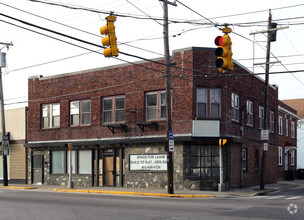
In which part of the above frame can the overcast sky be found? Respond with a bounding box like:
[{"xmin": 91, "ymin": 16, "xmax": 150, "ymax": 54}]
[{"xmin": 1, "ymin": 0, "xmax": 304, "ymax": 108}]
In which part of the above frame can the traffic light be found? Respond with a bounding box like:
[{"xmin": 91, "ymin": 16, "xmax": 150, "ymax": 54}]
[
  {"xmin": 66, "ymin": 143, "xmax": 72, "ymax": 152},
  {"xmin": 214, "ymin": 34, "xmax": 233, "ymax": 72},
  {"xmin": 100, "ymin": 14, "xmax": 118, "ymax": 57}
]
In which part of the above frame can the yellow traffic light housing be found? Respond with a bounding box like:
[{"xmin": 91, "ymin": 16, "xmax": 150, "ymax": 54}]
[
  {"xmin": 100, "ymin": 14, "xmax": 118, "ymax": 57},
  {"xmin": 214, "ymin": 33, "xmax": 233, "ymax": 71}
]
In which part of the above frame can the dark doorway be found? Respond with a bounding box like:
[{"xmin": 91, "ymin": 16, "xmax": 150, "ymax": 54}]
[{"xmin": 32, "ymin": 155, "xmax": 44, "ymax": 185}]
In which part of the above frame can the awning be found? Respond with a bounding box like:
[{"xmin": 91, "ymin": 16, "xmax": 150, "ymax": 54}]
[{"xmin": 285, "ymin": 146, "xmax": 297, "ymax": 153}]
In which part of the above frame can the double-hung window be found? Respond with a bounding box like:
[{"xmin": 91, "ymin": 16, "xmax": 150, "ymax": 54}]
[
  {"xmin": 197, "ymin": 88, "xmax": 221, "ymax": 118},
  {"xmin": 231, "ymin": 93, "xmax": 239, "ymax": 121},
  {"xmin": 278, "ymin": 116, "xmax": 283, "ymax": 135},
  {"xmin": 278, "ymin": 147, "xmax": 283, "ymax": 165},
  {"xmin": 70, "ymin": 100, "xmax": 91, "ymax": 126},
  {"xmin": 102, "ymin": 96, "xmax": 125, "ymax": 123},
  {"xmin": 42, "ymin": 103, "xmax": 60, "ymax": 128},
  {"xmin": 291, "ymin": 121, "xmax": 295, "ymax": 138},
  {"xmin": 270, "ymin": 111, "xmax": 275, "ymax": 133},
  {"xmin": 286, "ymin": 119, "xmax": 289, "ymax": 137},
  {"xmin": 259, "ymin": 106, "xmax": 264, "ymax": 129},
  {"xmin": 146, "ymin": 91, "xmax": 166, "ymax": 120},
  {"xmin": 246, "ymin": 100, "xmax": 253, "ymax": 126}
]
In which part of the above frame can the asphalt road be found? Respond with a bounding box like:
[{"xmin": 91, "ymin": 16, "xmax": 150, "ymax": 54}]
[{"xmin": 0, "ymin": 186, "xmax": 303, "ymax": 220}]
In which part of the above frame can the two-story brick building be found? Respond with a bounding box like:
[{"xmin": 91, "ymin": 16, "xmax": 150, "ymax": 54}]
[{"xmin": 26, "ymin": 47, "xmax": 299, "ymax": 190}]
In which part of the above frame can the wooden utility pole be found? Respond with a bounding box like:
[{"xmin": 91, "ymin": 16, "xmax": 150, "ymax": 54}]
[
  {"xmin": 0, "ymin": 66, "xmax": 8, "ymax": 186},
  {"xmin": 163, "ymin": 0, "xmax": 175, "ymax": 194},
  {"xmin": 0, "ymin": 42, "xmax": 13, "ymax": 186},
  {"xmin": 260, "ymin": 10, "xmax": 272, "ymax": 190},
  {"xmin": 250, "ymin": 10, "xmax": 288, "ymax": 190}
]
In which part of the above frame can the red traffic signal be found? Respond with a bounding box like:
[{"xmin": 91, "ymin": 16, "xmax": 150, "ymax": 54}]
[
  {"xmin": 214, "ymin": 36, "xmax": 223, "ymax": 46},
  {"xmin": 214, "ymin": 34, "xmax": 233, "ymax": 71}
]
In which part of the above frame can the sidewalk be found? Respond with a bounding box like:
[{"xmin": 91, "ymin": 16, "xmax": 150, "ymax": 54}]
[{"xmin": 1, "ymin": 179, "xmax": 303, "ymax": 198}]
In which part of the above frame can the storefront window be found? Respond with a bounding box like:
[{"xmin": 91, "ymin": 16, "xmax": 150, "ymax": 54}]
[
  {"xmin": 190, "ymin": 145, "xmax": 219, "ymax": 178},
  {"xmin": 78, "ymin": 150, "xmax": 92, "ymax": 174},
  {"xmin": 52, "ymin": 151, "xmax": 64, "ymax": 174}
]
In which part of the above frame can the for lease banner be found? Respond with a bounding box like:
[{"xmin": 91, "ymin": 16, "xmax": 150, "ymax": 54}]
[{"xmin": 129, "ymin": 154, "xmax": 167, "ymax": 171}]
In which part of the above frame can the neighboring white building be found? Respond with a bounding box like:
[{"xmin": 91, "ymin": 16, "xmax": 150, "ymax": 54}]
[
  {"xmin": 282, "ymin": 99, "xmax": 304, "ymax": 169},
  {"xmin": 298, "ymin": 119, "xmax": 304, "ymax": 169}
]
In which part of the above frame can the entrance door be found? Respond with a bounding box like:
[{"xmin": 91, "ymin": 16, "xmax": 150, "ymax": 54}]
[
  {"xmin": 104, "ymin": 156, "xmax": 114, "ymax": 186},
  {"xmin": 32, "ymin": 155, "xmax": 44, "ymax": 185}
]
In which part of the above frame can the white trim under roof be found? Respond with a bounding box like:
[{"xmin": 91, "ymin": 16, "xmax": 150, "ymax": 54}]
[{"xmin": 278, "ymin": 105, "xmax": 301, "ymax": 120}]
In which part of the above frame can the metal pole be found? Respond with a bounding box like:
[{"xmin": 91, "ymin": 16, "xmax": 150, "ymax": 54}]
[
  {"xmin": 219, "ymin": 142, "xmax": 223, "ymax": 192},
  {"xmin": 260, "ymin": 9, "xmax": 272, "ymax": 190},
  {"xmin": 163, "ymin": 0, "xmax": 174, "ymax": 194},
  {"xmin": 68, "ymin": 146, "xmax": 73, "ymax": 188},
  {"xmin": 0, "ymin": 67, "xmax": 8, "ymax": 186}
]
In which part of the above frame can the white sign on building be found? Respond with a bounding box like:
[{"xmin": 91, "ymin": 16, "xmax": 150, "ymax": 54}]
[{"xmin": 129, "ymin": 154, "xmax": 167, "ymax": 171}]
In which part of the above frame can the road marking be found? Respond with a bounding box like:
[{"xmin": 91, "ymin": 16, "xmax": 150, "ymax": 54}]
[
  {"xmin": 265, "ymin": 195, "xmax": 285, "ymax": 199},
  {"xmin": 285, "ymin": 196, "xmax": 302, "ymax": 200}
]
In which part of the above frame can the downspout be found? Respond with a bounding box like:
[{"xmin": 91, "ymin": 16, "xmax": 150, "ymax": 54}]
[{"xmin": 240, "ymin": 107, "xmax": 245, "ymax": 188}]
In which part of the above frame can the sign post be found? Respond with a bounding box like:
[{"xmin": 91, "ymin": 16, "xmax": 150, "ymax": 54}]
[
  {"xmin": 218, "ymin": 139, "xmax": 227, "ymax": 192},
  {"xmin": 67, "ymin": 143, "xmax": 74, "ymax": 189}
]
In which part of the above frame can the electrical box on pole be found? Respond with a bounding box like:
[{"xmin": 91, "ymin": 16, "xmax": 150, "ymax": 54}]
[{"xmin": 0, "ymin": 53, "xmax": 6, "ymax": 67}]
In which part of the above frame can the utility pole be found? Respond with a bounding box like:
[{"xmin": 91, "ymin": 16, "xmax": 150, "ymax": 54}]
[
  {"xmin": 0, "ymin": 66, "xmax": 8, "ymax": 186},
  {"xmin": 0, "ymin": 42, "xmax": 12, "ymax": 186},
  {"xmin": 163, "ymin": 0, "xmax": 176, "ymax": 194},
  {"xmin": 259, "ymin": 10, "xmax": 272, "ymax": 191},
  {"xmin": 250, "ymin": 10, "xmax": 288, "ymax": 190}
]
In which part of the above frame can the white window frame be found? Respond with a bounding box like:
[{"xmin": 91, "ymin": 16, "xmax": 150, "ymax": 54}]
[
  {"xmin": 259, "ymin": 106, "xmax": 264, "ymax": 129},
  {"xmin": 231, "ymin": 93, "xmax": 239, "ymax": 122},
  {"xmin": 278, "ymin": 146, "xmax": 283, "ymax": 165},
  {"xmin": 270, "ymin": 111, "xmax": 274, "ymax": 133},
  {"xmin": 102, "ymin": 96, "xmax": 125, "ymax": 124},
  {"xmin": 146, "ymin": 91, "xmax": 166, "ymax": 121},
  {"xmin": 246, "ymin": 100, "xmax": 253, "ymax": 126},
  {"xmin": 197, "ymin": 88, "xmax": 221, "ymax": 118},
  {"xmin": 291, "ymin": 121, "xmax": 295, "ymax": 139},
  {"xmin": 42, "ymin": 103, "xmax": 60, "ymax": 128},
  {"xmin": 70, "ymin": 100, "xmax": 91, "ymax": 126},
  {"xmin": 286, "ymin": 118, "xmax": 289, "ymax": 137},
  {"xmin": 278, "ymin": 116, "xmax": 283, "ymax": 135}
]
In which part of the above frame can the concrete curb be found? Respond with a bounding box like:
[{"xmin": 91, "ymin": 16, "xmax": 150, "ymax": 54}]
[
  {"xmin": 53, "ymin": 188, "xmax": 215, "ymax": 198},
  {"xmin": 254, "ymin": 184, "xmax": 300, "ymax": 196},
  {"xmin": 0, "ymin": 186, "xmax": 38, "ymax": 190}
]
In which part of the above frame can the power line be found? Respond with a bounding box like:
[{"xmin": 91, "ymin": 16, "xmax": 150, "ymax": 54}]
[{"xmin": 126, "ymin": 0, "xmax": 163, "ymax": 26}]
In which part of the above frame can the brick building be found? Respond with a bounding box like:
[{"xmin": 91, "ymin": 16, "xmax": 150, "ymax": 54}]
[{"xmin": 26, "ymin": 47, "xmax": 299, "ymax": 190}]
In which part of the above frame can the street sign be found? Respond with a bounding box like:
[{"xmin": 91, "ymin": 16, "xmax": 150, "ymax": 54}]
[
  {"xmin": 263, "ymin": 142, "xmax": 268, "ymax": 151},
  {"xmin": 261, "ymin": 130, "xmax": 269, "ymax": 141},
  {"xmin": 169, "ymin": 131, "xmax": 174, "ymax": 152}
]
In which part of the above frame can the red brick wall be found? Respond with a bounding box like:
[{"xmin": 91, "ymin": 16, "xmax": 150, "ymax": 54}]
[{"xmin": 27, "ymin": 47, "xmax": 298, "ymax": 188}]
